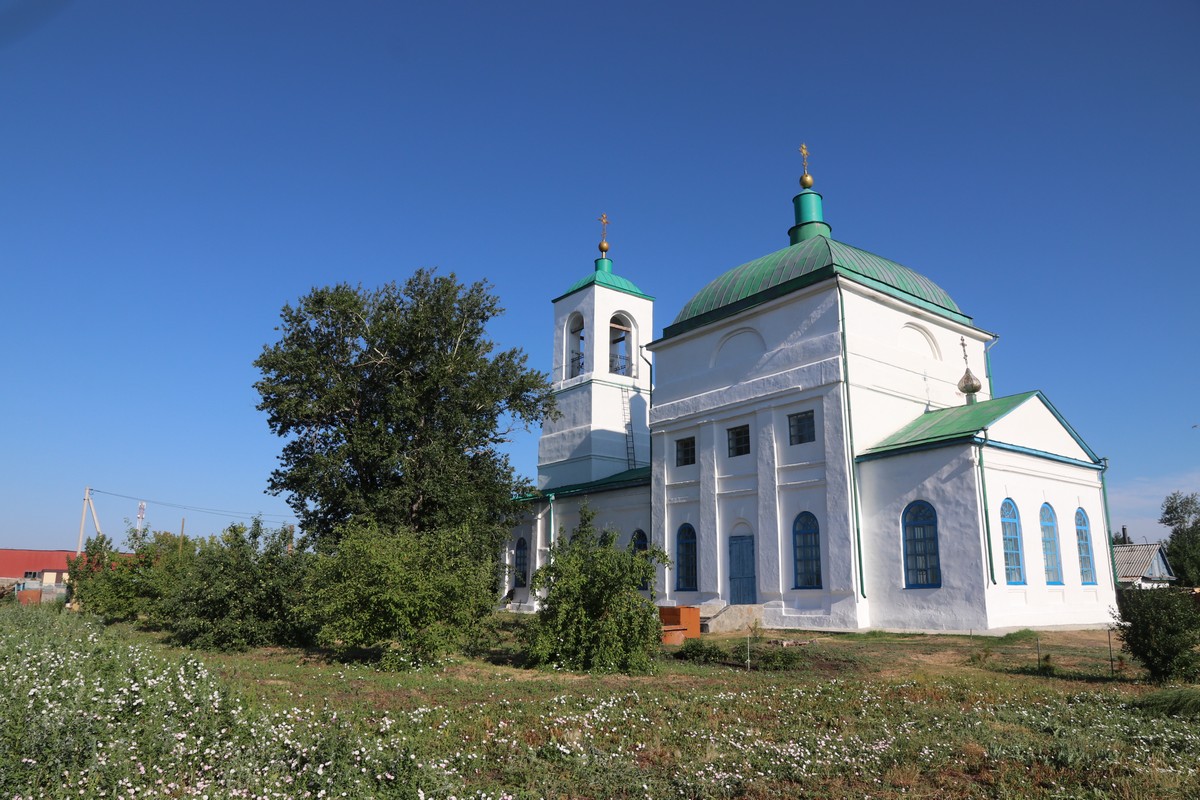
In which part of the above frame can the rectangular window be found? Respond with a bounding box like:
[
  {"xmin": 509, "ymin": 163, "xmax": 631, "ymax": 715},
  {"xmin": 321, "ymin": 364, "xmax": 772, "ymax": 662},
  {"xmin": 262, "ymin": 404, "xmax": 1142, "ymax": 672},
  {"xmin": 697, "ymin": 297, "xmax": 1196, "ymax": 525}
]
[
  {"xmin": 675, "ymin": 437, "xmax": 696, "ymax": 467},
  {"xmin": 788, "ymin": 410, "xmax": 816, "ymax": 445},
  {"xmin": 727, "ymin": 424, "xmax": 750, "ymax": 457}
]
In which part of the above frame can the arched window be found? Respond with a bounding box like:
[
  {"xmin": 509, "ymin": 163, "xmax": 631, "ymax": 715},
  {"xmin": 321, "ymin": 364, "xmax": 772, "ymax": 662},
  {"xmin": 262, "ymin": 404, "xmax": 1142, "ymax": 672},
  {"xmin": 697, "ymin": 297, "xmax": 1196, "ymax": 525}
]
[
  {"xmin": 1040, "ymin": 503, "xmax": 1063, "ymax": 585},
  {"xmin": 902, "ymin": 501, "xmax": 940, "ymax": 588},
  {"xmin": 793, "ymin": 512, "xmax": 822, "ymax": 589},
  {"xmin": 1075, "ymin": 509, "xmax": 1096, "ymax": 585},
  {"xmin": 609, "ymin": 314, "xmax": 632, "ymax": 376},
  {"xmin": 568, "ymin": 314, "xmax": 585, "ymax": 378},
  {"xmin": 1000, "ymin": 499, "xmax": 1025, "ymax": 585},
  {"xmin": 633, "ymin": 529, "xmax": 649, "ymax": 589},
  {"xmin": 632, "ymin": 529, "xmax": 648, "ymax": 552},
  {"xmin": 514, "ymin": 537, "xmax": 528, "ymax": 588},
  {"xmin": 676, "ymin": 524, "xmax": 697, "ymax": 591}
]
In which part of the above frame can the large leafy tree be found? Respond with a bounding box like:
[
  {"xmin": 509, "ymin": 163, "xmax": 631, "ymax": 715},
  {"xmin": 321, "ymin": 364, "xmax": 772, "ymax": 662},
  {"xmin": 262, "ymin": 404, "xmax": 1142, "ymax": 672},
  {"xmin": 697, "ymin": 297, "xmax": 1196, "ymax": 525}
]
[
  {"xmin": 1160, "ymin": 491, "xmax": 1200, "ymax": 587},
  {"xmin": 254, "ymin": 270, "xmax": 554, "ymax": 553}
]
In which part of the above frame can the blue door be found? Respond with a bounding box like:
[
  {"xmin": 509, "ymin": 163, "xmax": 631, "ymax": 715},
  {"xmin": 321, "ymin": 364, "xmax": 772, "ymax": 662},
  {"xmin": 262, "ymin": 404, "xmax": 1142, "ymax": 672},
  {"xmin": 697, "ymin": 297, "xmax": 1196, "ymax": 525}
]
[{"xmin": 729, "ymin": 535, "xmax": 757, "ymax": 605}]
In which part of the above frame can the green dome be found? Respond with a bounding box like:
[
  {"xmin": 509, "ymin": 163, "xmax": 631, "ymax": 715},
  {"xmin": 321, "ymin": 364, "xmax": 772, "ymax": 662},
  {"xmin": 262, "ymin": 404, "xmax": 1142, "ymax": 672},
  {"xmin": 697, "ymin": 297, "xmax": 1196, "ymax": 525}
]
[{"xmin": 664, "ymin": 235, "xmax": 969, "ymax": 338}]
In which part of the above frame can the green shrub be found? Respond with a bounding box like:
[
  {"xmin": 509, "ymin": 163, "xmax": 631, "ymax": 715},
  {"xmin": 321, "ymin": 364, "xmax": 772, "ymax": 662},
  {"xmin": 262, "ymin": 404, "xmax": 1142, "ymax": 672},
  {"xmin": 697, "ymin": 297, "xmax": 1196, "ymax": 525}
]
[
  {"xmin": 302, "ymin": 519, "xmax": 495, "ymax": 667},
  {"xmin": 676, "ymin": 637, "xmax": 727, "ymax": 664},
  {"xmin": 67, "ymin": 533, "xmax": 144, "ymax": 622},
  {"xmin": 524, "ymin": 506, "xmax": 668, "ymax": 674},
  {"xmin": 746, "ymin": 643, "xmax": 805, "ymax": 671},
  {"xmin": 160, "ymin": 519, "xmax": 313, "ymax": 651},
  {"xmin": 1114, "ymin": 588, "xmax": 1200, "ymax": 682}
]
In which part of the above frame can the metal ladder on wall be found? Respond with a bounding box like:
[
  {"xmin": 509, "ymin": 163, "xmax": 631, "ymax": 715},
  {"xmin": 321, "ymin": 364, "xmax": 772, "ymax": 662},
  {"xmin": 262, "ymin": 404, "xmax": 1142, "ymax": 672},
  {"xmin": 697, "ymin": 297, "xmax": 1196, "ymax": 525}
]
[{"xmin": 621, "ymin": 385, "xmax": 636, "ymax": 468}]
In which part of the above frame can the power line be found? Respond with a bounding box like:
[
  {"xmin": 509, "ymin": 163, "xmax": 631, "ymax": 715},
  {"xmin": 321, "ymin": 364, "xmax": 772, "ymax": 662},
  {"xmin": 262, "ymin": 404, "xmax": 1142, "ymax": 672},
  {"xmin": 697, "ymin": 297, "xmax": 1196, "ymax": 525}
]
[{"xmin": 89, "ymin": 488, "xmax": 297, "ymax": 524}]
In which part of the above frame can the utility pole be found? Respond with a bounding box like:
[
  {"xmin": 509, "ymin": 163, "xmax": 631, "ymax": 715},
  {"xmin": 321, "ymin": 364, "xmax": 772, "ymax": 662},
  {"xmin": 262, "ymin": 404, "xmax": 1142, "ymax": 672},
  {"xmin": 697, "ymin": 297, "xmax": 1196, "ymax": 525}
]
[{"xmin": 76, "ymin": 487, "xmax": 104, "ymax": 555}]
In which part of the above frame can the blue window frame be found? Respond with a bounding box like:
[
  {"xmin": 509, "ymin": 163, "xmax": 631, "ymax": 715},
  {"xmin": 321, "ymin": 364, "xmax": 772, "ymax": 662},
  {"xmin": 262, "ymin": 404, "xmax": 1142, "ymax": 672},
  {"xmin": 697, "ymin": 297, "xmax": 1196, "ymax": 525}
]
[
  {"xmin": 514, "ymin": 537, "xmax": 528, "ymax": 588},
  {"xmin": 793, "ymin": 512, "xmax": 822, "ymax": 589},
  {"xmin": 676, "ymin": 524, "xmax": 697, "ymax": 591},
  {"xmin": 1075, "ymin": 509, "xmax": 1096, "ymax": 585},
  {"xmin": 1040, "ymin": 503, "xmax": 1063, "ymax": 585},
  {"xmin": 903, "ymin": 501, "xmax": 941, "ymax": 588},
  {"xmin": 1000, "ymin": 499, "xmax": 1025, "ymax": 585}
]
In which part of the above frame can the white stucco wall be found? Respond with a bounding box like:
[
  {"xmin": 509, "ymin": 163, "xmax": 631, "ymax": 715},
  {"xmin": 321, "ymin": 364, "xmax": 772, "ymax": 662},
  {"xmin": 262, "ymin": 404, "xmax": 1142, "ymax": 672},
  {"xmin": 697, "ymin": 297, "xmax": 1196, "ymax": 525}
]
[
  {"xmin": 979, "ymin": 447, "xmax": 1116, "ymax": 628},
  {"xmin": 985, "ymin": 398, "xmax": 1092, "ymax": 462},
  {"xmin": 858, "ymin": 445, "xmax": 991, "ymax": 631},
  {"xmin": 840, "ymin": 283, "xmax": 992, "ymax": 450},
  {"xmin": 648, "ymin": 281, "xmax": 867, "ymax": 628},
  {"xmin": 649, "ymin": 283, "xmax": 842, "ymax": 413},
  {"xmin": 539, "ymin": 279, "xmax": 654, "ymax": 489}
]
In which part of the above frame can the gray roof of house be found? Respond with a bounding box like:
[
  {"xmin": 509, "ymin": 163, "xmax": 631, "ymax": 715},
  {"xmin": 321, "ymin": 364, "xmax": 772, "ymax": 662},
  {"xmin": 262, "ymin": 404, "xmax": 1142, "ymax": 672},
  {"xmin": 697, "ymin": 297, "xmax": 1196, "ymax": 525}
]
[{"xmin": 1112, "ymin": 543, "xmax": 1175, "ymax": 582}]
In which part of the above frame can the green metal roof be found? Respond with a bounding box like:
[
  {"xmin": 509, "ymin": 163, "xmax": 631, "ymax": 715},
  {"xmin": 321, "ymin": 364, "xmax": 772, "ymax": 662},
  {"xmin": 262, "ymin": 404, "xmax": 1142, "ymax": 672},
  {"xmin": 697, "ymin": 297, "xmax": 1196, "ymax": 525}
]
[
  {"xmin": 863, "ymin": 392, "xmax": 1039, "ymax": 454},
  {"xmin": 663, "ymin": 235, "xmax": 969, "ymax": 338},
  {"xmin": 520, "ymin": 466, "xmax": 651, "ymax": 502},
  {"xmin": 859, "ymin": 391, "xmax": 1101, "ymax": 465},
  {"xmin": 554, "ymin": 260, "xmax": 653, "ymax": 303}
]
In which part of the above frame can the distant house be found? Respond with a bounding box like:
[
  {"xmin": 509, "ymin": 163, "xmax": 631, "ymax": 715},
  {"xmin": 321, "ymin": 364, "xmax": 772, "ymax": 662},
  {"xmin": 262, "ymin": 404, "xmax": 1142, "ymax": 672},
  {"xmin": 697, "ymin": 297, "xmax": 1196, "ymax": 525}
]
[
  {"xmin": 0, "ymin": 549, "xmax": 75, "ymax": 604},
  {"xmin": 1111, "ymin": 543, "xmax": 1176, "ymax": 589}
]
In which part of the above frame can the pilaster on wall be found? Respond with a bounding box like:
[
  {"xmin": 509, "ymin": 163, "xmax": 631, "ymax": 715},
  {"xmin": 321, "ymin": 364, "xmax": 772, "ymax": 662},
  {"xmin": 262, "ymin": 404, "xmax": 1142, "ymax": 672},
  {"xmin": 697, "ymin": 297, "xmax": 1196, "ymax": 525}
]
[
  {"xmin": 698, "ymin": 420, "xmax": 720, "ymax": 599},
  {"xmin": 756, "ymin": 407, "xmax": 782, "ymax": 600},
  {"xmin": 651, "ymin": 428, "xmax": 670, "ymax": 601}
]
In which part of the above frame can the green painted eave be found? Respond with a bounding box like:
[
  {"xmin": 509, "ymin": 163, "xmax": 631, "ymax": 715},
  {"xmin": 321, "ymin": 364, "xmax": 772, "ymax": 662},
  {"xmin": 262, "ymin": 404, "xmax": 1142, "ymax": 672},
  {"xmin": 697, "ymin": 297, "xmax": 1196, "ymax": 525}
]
[
  {"xmin": 859, "ymin": 390, "xmax": 1100, "ymax": 464},
  {"xmin": 663, "ymin": 235, "xmax": 970, "ymax": 339},
  {"xmin": 518, "ymin": 466, "xmax": 651, "ymax": 502},
  {"xmin": 553, "ymin": 271, "xmax": 653, "ymax": 303}
]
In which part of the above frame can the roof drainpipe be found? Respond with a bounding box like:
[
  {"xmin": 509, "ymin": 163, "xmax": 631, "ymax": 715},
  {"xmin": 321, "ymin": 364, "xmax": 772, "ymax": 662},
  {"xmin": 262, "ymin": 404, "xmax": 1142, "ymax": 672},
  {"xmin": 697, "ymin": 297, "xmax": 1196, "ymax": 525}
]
[
  {"xmin": 1099, "ymin": 458, "xmax": 1119, "ymax": 591},
  {"xmin": 984, "ymin": 336, "xmax": 1000, "ymax": 398},
  {"xmin": 978, "ymin": 428, "xmax": 996, "ymax": 585}
]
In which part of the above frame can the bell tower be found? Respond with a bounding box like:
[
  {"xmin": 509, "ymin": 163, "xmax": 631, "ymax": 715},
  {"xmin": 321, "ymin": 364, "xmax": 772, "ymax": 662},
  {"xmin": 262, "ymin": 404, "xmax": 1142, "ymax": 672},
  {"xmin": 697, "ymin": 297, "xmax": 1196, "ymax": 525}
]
[{"xmin": 538, "ymin": 215, "xmax": 654, "ymax": 489}]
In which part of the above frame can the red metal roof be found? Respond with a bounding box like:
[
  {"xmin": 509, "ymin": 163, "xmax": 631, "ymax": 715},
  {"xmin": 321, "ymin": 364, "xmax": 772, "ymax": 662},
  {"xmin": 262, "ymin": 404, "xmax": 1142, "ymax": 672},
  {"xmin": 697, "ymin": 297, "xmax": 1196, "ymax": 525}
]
[{"xmin": 0, "ymin": 549, "xmax": 75, "ymax": 579}]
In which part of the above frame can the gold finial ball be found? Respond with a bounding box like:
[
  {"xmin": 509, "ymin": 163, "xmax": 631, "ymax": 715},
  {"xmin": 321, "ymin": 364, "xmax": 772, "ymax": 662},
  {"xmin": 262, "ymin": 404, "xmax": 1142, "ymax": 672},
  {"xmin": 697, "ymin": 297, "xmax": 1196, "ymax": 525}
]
[
  {"xmin": 598, "ymin": 240, "xmax": 610, "ymax": 254},
  {"xmin": 800, "ymin": 173, "xmax": 814, "ymax": 189}
]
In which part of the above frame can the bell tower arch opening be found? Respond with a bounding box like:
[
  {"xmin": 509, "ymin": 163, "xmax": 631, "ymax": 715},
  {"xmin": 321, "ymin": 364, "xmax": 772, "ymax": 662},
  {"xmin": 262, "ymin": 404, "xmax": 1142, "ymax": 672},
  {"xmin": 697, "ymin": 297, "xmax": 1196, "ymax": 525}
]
[
  {"xmin": 567, "ymin": 313, "xmax": 586, "ymax": 378},
  {"xmin": 609, "ymin": 313, "xmax": 635, "ymax": 377}
]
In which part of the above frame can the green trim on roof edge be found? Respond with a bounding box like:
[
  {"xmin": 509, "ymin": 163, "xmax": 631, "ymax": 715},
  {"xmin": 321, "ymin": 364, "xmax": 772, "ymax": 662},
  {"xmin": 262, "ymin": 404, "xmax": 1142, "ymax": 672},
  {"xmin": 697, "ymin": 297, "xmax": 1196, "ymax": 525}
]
[
  {"xmin": 518, "ymin": 466, "xmax": 652, "ymax": 502},
  {"xmin": 663, "ymin": 235, "xmax": 970, "ymax": 339}
]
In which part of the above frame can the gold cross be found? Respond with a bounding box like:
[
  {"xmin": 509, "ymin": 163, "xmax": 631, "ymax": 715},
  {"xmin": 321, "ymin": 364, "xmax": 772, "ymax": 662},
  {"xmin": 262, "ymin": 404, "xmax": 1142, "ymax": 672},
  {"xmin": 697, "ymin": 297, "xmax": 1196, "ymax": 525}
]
[
  {"xmin": 799, "ymin": 143, "xmax": 810, "ymax": 175},
  {"xmin": 598, "ymin": 213, "xmax": 610, "ymax": 242}
]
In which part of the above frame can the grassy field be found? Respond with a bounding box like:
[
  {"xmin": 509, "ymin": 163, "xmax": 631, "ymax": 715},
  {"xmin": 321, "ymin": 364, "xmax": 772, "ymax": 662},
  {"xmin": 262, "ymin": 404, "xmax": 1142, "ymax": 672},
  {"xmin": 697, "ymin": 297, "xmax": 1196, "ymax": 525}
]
[{"xmin": 3, "ymin": 605, "xmax": 1199, "ymax": 799}]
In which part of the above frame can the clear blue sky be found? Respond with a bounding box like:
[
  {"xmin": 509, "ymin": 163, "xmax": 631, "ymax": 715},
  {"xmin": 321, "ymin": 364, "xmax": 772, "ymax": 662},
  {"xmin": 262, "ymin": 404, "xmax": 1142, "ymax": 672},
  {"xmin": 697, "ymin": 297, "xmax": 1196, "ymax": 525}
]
[{"xmin": 2, "ymin": 0, "xmax": 1196, "ymax": 550}]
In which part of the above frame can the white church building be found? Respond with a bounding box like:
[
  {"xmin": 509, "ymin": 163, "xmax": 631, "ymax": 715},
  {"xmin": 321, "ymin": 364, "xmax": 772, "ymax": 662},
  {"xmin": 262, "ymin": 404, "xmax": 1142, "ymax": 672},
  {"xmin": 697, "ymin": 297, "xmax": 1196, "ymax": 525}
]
[{"xmin": 507, "ymin": 161, "xmax": 1117, "ymax": 633}]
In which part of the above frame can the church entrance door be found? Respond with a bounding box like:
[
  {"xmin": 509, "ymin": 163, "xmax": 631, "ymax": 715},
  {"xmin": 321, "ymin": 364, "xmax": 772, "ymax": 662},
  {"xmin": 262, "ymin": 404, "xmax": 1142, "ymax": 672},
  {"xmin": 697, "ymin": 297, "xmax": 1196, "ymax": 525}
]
[{"xmin": 728, "ymin": 535, "xmax": 757, "ymax": 605}]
